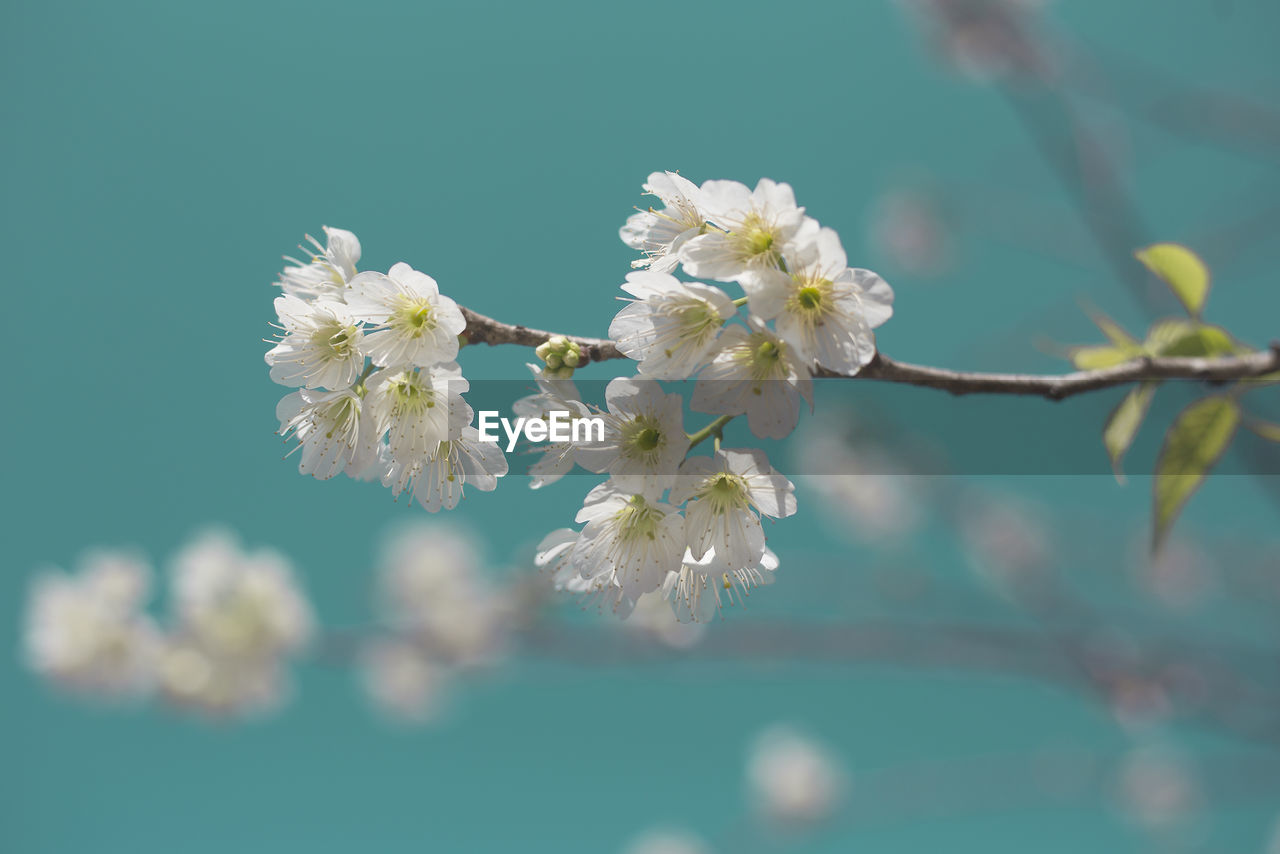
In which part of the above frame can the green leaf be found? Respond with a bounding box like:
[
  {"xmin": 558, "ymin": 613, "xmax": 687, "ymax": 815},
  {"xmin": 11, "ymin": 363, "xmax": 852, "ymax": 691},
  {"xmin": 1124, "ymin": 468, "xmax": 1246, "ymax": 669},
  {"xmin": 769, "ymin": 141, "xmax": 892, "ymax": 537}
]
[
  {"xmin": 1104, "ymin": 382, "xmax": 1157, "ymax": 484},
  {"xmin": 1069, "ymin": 344, "xmax": 1142, "ymax": 370},
  {"xmin": 1135, "ymin": 243, "xmax": 1211, "ymax": 318},
  {"xmin": 1143, "ymin": 319, "xmax": 1238, "ymax": 358},
  {"xmin": 1152, "ymin": 396, "xmax": 1241, "ymax": 549},
  {"xmin": 1246, "ymin": 420, "xmax": 1280, "ymax": 442},
  {"xmin": 1089, "ymin": 310, "xmax": 1138, "ymax": 348}
]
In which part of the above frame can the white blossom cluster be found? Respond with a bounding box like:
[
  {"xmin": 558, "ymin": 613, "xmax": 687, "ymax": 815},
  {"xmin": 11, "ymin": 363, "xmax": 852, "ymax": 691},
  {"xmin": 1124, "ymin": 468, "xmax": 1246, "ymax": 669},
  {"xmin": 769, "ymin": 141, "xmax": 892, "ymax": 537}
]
[
  {"xmin": 265, "ymin": 177, "xmax": 892, "ymax": 624},
  {"xmin": 360, "ymin": 523, "xmax": 510, "ymax": 723},
  {"xmin": 22, "ymin": 530, "xmax": 315, "ymax": 717},
  {"xmin": 536, "ymin": 173, "xmax": 893, "ymax": 623},
  {"xmin": 268, "ymin": 227, "xmax": 507, "ymax": 512}
]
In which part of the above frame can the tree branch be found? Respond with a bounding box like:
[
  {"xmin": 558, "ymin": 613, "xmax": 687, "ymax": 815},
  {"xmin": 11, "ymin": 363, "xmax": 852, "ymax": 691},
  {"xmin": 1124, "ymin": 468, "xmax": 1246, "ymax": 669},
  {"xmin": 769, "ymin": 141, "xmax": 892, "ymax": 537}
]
[{"xmin": 459, "ymin": 306, "xmax": 1280, "ymax": 401}]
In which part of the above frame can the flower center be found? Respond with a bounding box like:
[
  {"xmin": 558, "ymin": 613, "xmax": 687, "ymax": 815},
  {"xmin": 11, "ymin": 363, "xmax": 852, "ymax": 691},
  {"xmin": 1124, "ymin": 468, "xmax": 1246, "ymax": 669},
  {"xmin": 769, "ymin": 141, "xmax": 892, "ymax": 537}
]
[
  {"xmin": 393, "ymin": 296, "xmax": 437, "ymax": 337},
  {"xmin": 614, "ymin": 495, "xmax": 662, "ymax": 541},
  {"xmin": 315, "ymin": 321, "xmax": 358, "ymax": 359},
  {"xmin": 735, "ymin": 212, "xmax": 781, "ymax": 267},
  {"xmin": 702, "ymin": 472, "xmax": 750, "ymax": 513},
  {"xmin": 796, "ymin": 286, "xmax": 823, "ymax": 310},
  {"xmin": 392, "ymin": 376, "xmax": 436, "ymax": 414},
  {"xmin": 620, "ymin": 415, "xmax": 666, "ymax": 464}
]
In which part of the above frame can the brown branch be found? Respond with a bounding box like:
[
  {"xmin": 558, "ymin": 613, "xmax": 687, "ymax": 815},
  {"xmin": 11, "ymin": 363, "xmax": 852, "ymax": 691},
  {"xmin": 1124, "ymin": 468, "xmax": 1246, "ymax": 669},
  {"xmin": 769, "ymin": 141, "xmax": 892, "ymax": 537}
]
[{"xmin": 459, "ymin": 306, "xmax": 1280, "ymax": 401}]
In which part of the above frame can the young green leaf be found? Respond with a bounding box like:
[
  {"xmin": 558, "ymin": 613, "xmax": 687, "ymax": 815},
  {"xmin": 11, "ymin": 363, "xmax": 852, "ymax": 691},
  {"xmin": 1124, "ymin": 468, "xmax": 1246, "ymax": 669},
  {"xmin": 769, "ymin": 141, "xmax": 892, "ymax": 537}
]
[
  {"xmin": 1069, "ymin": 344, "xmax": 1142, "ymax": 370},
  {"xmin": 1135, "ymin": 243, "xmax": 1211, "ymax": 318},
  {"xmin": 1141, "ymin": 319, "xmax": 1238, "ymax": 358},
  {"xmin": 1152, "ymin": 396, "xmax": 1241, "ymax": 550},
  {"xmin": 1246, "ymin": 420, "xmax": 1280, "ymax": 442},
  {"xmin": 1088, "ymin": 309, "xmax": 1138, "ymax": 348},
  {"xmin": 1104, "ymin": 382, "xmax": 1157, "ymax": 484}
]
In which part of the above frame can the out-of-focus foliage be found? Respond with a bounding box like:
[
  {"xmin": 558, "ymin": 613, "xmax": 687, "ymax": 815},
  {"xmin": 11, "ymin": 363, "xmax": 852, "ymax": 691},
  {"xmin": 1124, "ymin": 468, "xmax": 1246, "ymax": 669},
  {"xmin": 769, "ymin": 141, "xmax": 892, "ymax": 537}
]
[{"xmin": 1067, "ymin": 244, "xmax": 1269, "ymax": 548}]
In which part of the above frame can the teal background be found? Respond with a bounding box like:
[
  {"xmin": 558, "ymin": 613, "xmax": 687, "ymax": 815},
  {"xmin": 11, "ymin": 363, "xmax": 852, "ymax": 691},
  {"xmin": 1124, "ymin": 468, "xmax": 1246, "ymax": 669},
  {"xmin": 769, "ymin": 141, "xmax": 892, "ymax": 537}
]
[{"xmin": 3, "ymin": 1, "xmax": 1279, "ymax": 851}]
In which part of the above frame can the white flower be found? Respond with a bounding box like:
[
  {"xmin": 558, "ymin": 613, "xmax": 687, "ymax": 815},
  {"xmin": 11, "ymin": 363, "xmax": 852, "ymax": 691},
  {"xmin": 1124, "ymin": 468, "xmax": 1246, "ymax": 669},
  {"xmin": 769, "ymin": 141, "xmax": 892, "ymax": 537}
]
[
  {"xmin": 265, "ymin": 294, "xmax": 365, "ymax": 389},
  {"xmin": 670, "ymin": 448, "xmax": 796, "ymax": 571},
  {"xmin": 664, "ymin": 546, "xmax": 779, "ymax": 623},
  {"xmin": 625, "ymin": 590, "xmax": 708, "ymax": 648},
  {"xmin": 692, "ymin": 319, "xmax": 813, "ymax": 439},
  {"xmin": 775, "ymin": 227, "xmax": 894, "ymax": 374},
  {"xmin": 746, "ymin": 725, "xmax": 845, "ymax": 826},
  {"xmin": 383, "ymin": 426, "xmax": 508, "ymax": 513},
  {"xmin": 276, "ymin": 226, "xmax": 361, "ymax": 300},
  {"xmin": 277, "ymin": 387, "xmax": 376, "ymax": 479},
  {"xmin": 159, "ymin": 529, "xmax": 312, "ymax": 719},
  {"xmin": 363, "ymin": 363, "xmax": 471, "ymax": 467},
  {"xmin": 170, "ymin": 530, "xmax": 314, "ymax": 660},
  {"xmin": 620, "ymin": 171, "xmax": 707, "ymax": 273},
  {"xmin": 23, "ymin": 551, "xmax": 160, "ymax": 697},
  {"xmin": 608, "ymin": 271, "xmax": 736, "ymax": 380},
  {"xmin": 571, "ymin": 482, "xmax": 686, "ymax": 602},
  {"xmin": 1115, "ymin": 746, "xmax": 1200, "ymax": 831},
  {"xmin": 680, "ymin": 178, "xmax": 820, "ymax": 317},
  {"xmin": 346, "ymin": 262, "xmax": 466, "ymax": 368},
  {"xmin": 375, "ymin": 523, "xmax": 505, "ymax": 663},
  {"xmin": 535, "ymin": 527, "xmax": 634, "ymax": 616},
  {"xmin": 574, "ymin": 376, "xmax": 690, "ymax": 496},
  {"xmin": 158, "ymin": 637, "xmax": 288, "ymax": 717},
  {"xmin": 359, "ymin": 638, "xmax": 449, "ymax": 724},
  {"xmin": 621, "ymin": 829, "xmax": 713, "ymax": 854},
  {"xmin": 513, "ymin": 363, "xmax": 591, "ymax": 489}
]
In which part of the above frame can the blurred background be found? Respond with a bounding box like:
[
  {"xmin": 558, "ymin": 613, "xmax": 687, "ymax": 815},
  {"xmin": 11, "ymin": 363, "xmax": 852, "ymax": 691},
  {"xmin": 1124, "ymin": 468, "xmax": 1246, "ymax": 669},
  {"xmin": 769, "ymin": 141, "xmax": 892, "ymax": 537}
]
[{"xmin": 4, "ymin": 0, "xmax": 1280, "ymax": 851}]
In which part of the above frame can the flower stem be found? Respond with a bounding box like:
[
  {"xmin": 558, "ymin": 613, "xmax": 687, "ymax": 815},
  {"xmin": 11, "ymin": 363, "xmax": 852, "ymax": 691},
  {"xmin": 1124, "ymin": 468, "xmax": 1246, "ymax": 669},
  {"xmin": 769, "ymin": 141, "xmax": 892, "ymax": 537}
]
[{"xmin": 686, "ymin": 414, "xmax": 735, "ymax": 451}]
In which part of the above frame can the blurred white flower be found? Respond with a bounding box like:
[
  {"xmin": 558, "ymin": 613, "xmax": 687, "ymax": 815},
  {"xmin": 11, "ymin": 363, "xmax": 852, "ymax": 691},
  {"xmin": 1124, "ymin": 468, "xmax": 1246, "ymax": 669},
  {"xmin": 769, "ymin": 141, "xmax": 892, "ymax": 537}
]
[
  {"xmin": 625, "ymin": 591, "xmax": 708, "ymax": 649},
  {"xmin": 958, "ymin": 488, "xmax": 1052, "ymax": 599},
  {"xmin": 265, "ymin": 295, "xmax": 365, "ymax": 389},
  {"xmin": 160, "ymin": 529, "xmax": 314, "ymax": 716},
  {"xmin": 276, "ymin": 225, "xmax": 361, "ymax": 300},
  {"xmin": 346, "ymin": 262, "xmax": 466, "ymax": 368},
  {"xmin": 609, "ymin": 271, "xmax": 736, "ymax": 380},
  {"xmin": 376, "ymin": 523, "xmax": 506, "ymax": 664},
  {"xmin": 23, "ymin": 551, "xmax": 160, "ymax": 698},
  {"xmin": 791, "ymin": 413, "xmax": 926, "ymax": 543},
  {"xmin": 746, "ymin": 725, "xmax": 846, "ymax": 826},
  {"xmin": 620, "ymin": 828, "xmax": 713, "ymax": 854},
  {"xmin": 158, "ymin": 637, "xmax": 289, "ymax": 717},
  {"xmin": 170, "ymin": 530, "xmax": 314, "ymax": 659},
  {"xmin": 693, "ymin": 319, "xmax": 813, "ymax": 440},
  {"xmin": 1127, "ymin": 533, "xmax": 1217, "ymax": 614},
  {"xmin": 620, "ymin": 171, "xmax": 708, "ymax": 274},
  {"xmin": 1113, "ymin": 745, "xmax": 1200, "ymax": 833},
  {"xmin": 359, "ymin": 637, "xmax": 449, "ymax": 724}
]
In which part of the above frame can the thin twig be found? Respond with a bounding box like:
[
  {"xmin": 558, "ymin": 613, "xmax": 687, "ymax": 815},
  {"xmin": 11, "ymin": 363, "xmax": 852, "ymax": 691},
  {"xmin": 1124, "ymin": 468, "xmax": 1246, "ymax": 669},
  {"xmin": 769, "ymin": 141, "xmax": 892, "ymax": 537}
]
[{"xmin": 459, "ymin": 306, "xmax": 1280, "ymax": 402}]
